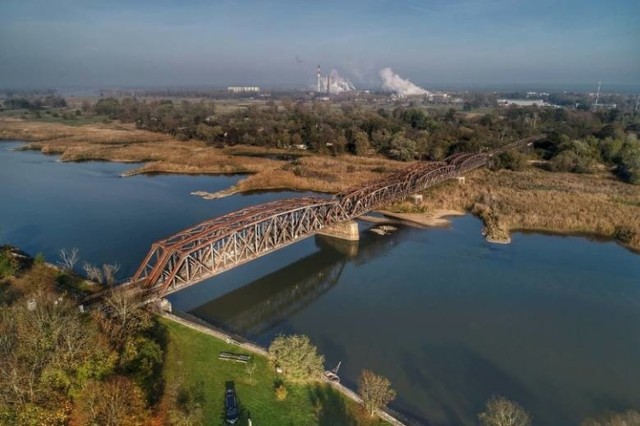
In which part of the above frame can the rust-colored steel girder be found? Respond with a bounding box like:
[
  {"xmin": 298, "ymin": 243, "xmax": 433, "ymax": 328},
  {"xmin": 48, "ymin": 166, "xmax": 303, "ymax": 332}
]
[{"xmin": 133, "ymin": 135, "xmax": 544, "ymax": 296}]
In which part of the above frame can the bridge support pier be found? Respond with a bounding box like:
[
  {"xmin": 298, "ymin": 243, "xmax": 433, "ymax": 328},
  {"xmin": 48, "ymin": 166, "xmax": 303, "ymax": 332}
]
[{"xmin": 317, "ymin": 220, "xmax": 359, "ymax": 241}]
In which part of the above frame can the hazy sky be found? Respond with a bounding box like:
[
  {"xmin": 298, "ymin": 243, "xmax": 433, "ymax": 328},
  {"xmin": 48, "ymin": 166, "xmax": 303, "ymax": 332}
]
[{"xmin": 1, "ymin": 0, "xmax": 638, "ymax": 89}]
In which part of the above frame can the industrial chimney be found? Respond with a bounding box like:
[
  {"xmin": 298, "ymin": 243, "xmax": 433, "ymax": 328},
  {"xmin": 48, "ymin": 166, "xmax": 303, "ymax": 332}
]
[{"xmin": 317, "ymin": 65, "xmax": 321, "ymax": 93}]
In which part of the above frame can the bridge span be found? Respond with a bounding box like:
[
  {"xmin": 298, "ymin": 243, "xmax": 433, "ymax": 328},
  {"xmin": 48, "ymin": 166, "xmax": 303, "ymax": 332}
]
[{"xmin": 131, "ymin": 135, "xmax": 543, "ymax": 296}]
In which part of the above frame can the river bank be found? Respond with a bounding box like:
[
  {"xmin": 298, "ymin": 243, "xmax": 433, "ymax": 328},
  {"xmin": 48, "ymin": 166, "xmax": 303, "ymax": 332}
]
[
  {"xmin": 1, "ymin": 118, "xmax": 639, "ymax": 251},
  {"xmin": 161, "ymin": 312, "xmax": 403, "ymax": 425}
]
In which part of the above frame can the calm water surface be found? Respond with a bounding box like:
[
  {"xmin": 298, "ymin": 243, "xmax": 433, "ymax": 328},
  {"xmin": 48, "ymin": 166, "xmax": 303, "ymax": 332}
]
[{"xmin": 2, "ymin": 140, "xmax": 639, "ymax": 425}]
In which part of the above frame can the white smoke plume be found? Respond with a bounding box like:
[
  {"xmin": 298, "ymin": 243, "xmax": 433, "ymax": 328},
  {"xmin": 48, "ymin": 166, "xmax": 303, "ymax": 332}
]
[
  {"xmin": 379, "ymin": 67, "xmax": 430, "ymax": 96},
  {"xmin": 319, "ymin": 69, "xmax": 356, "ymax": 94}
]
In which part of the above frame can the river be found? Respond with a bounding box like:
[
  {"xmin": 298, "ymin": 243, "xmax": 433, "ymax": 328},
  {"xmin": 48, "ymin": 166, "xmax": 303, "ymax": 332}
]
[{"xmin": 1, "ymin": 140, "xmax": 639, "ymax": 425}]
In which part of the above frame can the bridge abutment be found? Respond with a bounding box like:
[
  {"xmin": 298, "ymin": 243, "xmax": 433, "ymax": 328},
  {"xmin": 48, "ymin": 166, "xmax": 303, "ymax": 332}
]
[{"xmin": 317, "ymin": 220, "xmax": 360, "ymax": 241}]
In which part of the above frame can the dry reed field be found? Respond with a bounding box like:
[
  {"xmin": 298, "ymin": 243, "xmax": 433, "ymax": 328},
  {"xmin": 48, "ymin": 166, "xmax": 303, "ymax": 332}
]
[
  {"xmin": 420, "ymin": 168, "xmax": 640, "ymax": 250},
  {"xmin": 0, "ymin": 118, "xmax": 402, "ymax": 188},
  {"xmin": 2, "ymin": 118, "xmax": 638, "ymax": 250}
]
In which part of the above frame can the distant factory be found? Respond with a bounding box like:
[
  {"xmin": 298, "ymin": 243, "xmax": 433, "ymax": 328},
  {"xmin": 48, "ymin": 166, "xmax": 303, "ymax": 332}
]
[
  {"xmin": 227, "ymin": 86, "xmax": 260, "ymax": 93},
  {"xmin": 498, "ymin": 98, "xmax": 549, "ymax": 107},
  {"xmin": 315, "ymin": 65, "xmax": 356, "ymax": 95}
]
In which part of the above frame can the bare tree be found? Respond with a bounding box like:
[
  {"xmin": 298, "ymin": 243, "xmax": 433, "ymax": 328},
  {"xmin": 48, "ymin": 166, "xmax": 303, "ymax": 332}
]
[
  {"xmin": 98, "ymin": 287, "xmax": 151, "ymax": 348},
  {"xmin": 358, "ymin": 369, "xmax": 396, "ymax": 417},
  {"xmin": 582, "ymin": 410, "xmax": 640, "ymax": 426},
  {"xmin": 245, "ymin": 359, "xmax": 257, "ymax": 384},
  {"xmin": 479, "ymin": 396, "xmax": 532, "ymax": 426},
  {"xmin": 58, "ymin": 248, "xmax": 79, "ymax": 272},
  {"xmin": 102, "ymin": 263, "xmax": 120, "ymax": 286},
  {"xmin": 83, "ymin": 262, "xmax": 103, "ymax": 284},
  {"xmin": 82, "ymin": 262, "xmax": 120, "ymax": 286}
]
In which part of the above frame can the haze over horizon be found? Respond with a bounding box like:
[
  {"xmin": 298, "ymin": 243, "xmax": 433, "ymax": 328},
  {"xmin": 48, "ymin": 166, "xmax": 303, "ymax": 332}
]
[{"xmin": 1, "ymin": 0, "xmax": 638, "ymax": 90}]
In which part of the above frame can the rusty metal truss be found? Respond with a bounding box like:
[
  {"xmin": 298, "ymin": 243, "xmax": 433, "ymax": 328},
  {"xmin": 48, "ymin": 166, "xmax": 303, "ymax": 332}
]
[{"xmin": 133, "ymin": 135, "xmax": 544, "ymax": 296}]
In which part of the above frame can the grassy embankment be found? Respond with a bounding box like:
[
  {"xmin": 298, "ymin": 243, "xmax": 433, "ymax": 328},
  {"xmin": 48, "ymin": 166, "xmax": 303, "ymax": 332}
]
[
  {"xmin": 160, "ymin": 318, "xmax": 386, "ymax": 425},
  {"xmin": 1, "ymin": 118, "xmax": 639, "ymax": 250}
]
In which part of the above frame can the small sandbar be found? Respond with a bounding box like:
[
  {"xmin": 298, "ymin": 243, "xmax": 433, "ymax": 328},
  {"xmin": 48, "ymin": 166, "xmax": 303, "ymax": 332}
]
[{"xmin": 376, "ymin": 209, "xmax": 465, "ymax": 227}]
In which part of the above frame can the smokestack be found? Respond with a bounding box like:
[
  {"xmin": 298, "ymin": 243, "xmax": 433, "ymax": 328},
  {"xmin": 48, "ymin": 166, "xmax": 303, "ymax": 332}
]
[
  {"xmin": 317, "ymin": 65, "xmax": 321, "ymax": 93},
  {"xmin": 327, "ymin": 74, "xmax": 330, "ymax": 96}
]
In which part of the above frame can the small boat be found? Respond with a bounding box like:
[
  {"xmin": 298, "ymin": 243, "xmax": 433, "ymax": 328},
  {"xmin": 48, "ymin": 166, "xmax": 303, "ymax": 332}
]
[{"xmin": 324, "ymin": 361, "xmax": 341, "ymax": 383}]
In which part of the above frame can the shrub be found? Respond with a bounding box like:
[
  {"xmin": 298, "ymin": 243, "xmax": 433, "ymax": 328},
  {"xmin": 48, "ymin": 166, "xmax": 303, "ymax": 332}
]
[
  {"xmin": 490, "ymin": 150, "xmax": 527, "ymax": 171},
  {"xmin": 0, "ymin": 247, "xmax": 18, "ymax": 278},
  {"xmin": 614, "ymin": 226, "xmax": 634, "ymax": 244},
  {"xmin": 274, "ymin": 384, "xmax": 288, "ymax": 401}
]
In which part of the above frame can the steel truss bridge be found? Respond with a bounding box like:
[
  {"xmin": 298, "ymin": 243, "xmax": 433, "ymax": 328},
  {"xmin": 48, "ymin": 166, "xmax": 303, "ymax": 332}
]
[{"xmin": 132, "ymin": 135, "xmax": 543, "ymax": 296}]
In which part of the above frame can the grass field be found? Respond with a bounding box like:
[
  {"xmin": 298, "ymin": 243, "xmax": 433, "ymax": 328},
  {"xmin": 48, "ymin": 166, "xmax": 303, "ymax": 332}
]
[{"xmin": 160, "ymin": 318, "xmax": 387, "ymax": 426}]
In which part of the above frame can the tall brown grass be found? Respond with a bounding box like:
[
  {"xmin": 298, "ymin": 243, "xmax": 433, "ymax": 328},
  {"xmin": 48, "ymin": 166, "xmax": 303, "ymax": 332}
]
[
  {"xmin": 420, "ymin": 168, "xmax": 640, "ymax": 250},
  {"xmin": 3, "ymin": 118, "xmax": 638, "ymax": 250}
]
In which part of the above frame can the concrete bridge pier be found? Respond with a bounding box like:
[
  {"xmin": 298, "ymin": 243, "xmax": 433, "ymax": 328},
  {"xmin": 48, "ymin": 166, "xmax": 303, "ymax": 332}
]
[
  {"xmin": 315, "ymin": 234, "xmax": 359, "ymax": 258},
  {"xmin": 317, "ymin": 220, "xmax": 359, "ymax": 241}
]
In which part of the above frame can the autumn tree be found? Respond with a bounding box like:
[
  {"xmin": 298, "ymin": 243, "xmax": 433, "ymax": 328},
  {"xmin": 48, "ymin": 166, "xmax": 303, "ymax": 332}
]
[
  {"xmin": 73, "ymin": 377, "xmax": 149, "ymax": 425},
  {"xmin": 357, "ymin": 369, "xmax": 396, "ymax": 417},
  {"xmin": 0, "ymin": 291, "xmax": 114, "ymax": 424},
  {"xmin": 268, "ymin": 334, "xmax": 324, "ymax": 383},
  {"xmin": 478, "ymin": 396, "xmax": 532, "ymax": 426},
  {"xmin": 96, "ymin": 287, "xmax": 152, "ymax": 349}
]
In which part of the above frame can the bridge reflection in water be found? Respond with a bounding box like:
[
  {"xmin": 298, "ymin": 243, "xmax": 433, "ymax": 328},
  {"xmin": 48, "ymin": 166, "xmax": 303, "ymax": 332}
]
[{"xmin": 189, "ymin": 229, "xmax": 407, "ymax": 337}]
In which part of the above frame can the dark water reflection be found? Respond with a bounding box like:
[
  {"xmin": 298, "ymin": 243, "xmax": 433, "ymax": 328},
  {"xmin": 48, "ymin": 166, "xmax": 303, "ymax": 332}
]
[{"xmin": 2, "ymin": 140, "xmax": 639, "ymax": 425}]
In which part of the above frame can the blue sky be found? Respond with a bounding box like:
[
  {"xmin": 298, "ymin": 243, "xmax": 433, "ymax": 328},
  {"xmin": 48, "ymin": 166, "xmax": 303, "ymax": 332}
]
[{"xmin": 0, "ymin": 0, "xmax": 638, "ymax": 89}]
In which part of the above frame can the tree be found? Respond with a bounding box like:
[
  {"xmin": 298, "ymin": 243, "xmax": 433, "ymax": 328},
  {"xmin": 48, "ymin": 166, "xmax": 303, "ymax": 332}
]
[
  {"xmin": 58, "ymin": 248, "xmax": 79, "ymax": 272},
  {"xmin": 102, "ymin": 263, "xmax": 121, "ymax": 286},
  {"xmin": 581, "ymin": 409, "xmax": 640, "ymax": 426},
  {"xmin": 0, "ymin": 292, "xmax": 114, "ymax": 424},
  {"xmin": 83, "ymin": 262, "xmax": 103, "ymax": 284},
  {"xmin": 268, "ymin": 334, "xmax": 324, "ymax": 383},
  {"xmin": 619, "ymin": 143, "xmax": 640, "ymax": 184},
  {"xmin": 73, "ymin": 377, "xmax": 149, "ymax": 425},
  {"xmin": 83, "ymin": 262, "xmax": 121, "ymax": 286},
  {"xmin": 357, "ymin": 370, "xmax": 396, "ymax": 417},
  {"xmin": 97, "ymin": 287, "xmax": 152, "ymax": 349},
  {"xmin": 352, "ymin": 129, "xmax": 370, "ymax": 156},
  {"xmin": 490, "ymin": 150, "xmax": 527, "ymax": 171},
  {"xmin": 94, "ymin": 97, "xmax": 121, "ymax": 119},
  {"xmin": 388, "ymin": 134, "xmax": 417, "ymax": 161},
  {"xmin": 245, "ymin": 359, "xmax": 257, "ymax": 384},
  {"xmin": 478, "ymin": 396, "xmax": 532, "ymax": 426}
]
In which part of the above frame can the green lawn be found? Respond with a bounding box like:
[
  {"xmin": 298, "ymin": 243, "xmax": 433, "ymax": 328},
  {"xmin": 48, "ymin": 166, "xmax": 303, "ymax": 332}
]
[{"xmin": 161, "ymin": 318, "xmax": 387, "ymax": 426}]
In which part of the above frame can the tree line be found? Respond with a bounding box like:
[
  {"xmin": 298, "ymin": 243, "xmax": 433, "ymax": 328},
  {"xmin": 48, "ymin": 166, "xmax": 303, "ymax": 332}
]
[
  {"xmin": 81, "ymin": 96, "xmax": 640, "ymax": 184},
  {"xmin": 2, "ymin": 94, "xmax": 67, "ymax": 110}
]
